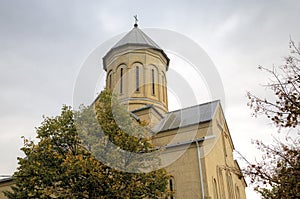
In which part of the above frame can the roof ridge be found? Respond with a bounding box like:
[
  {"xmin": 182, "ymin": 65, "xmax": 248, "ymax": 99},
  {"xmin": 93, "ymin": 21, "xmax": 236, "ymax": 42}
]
[
  {"xmin": 168, "ymin": 100, "xmax": 220, "ymax": 114},
  {"xmin": 156, "ymin": 100, "xmax": 220, "ymax": 133},
  {"xmin": 103, "ymin": 26, "xmax": 170, "ymax": 70},
  {"xmin": 137, "ymin": 28, "xmax": 160, "ymax": 48},
  {"xmin": 112, "ymin": 27, "xmax": 161, "ymax": 50}
]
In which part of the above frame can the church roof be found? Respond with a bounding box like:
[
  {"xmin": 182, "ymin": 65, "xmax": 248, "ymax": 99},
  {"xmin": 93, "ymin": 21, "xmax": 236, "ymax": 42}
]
[
  {"xmin": 112, "ymin": 26, "xmax": 162, "ymax": 50},
  {"xmin": 0, "ymin": 176, "xmax": 13, "ymax": 183},
  {"xmin": 156, "ymin": 100, "xmax": 220, "ymax": 132},
  {"xmin": 103, "ymin": 25, "xmax": 170, "ymax": 70}
]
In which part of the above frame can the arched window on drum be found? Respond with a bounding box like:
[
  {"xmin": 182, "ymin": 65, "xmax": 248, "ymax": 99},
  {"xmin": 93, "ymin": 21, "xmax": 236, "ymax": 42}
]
[
  {"xmin": 107, "ymin": 70, "xmax": 112, "ymax": 89},
  {"xmin": 135, "ymin": 66, "xmax": 140, "ymax": 92},
  {"xmin": 120, "ymin": 68, "xmax": 124, "ymax": 94},
  {"xmin": 151, "ymin": 69, "xmax": 155, "ymax": 95}
]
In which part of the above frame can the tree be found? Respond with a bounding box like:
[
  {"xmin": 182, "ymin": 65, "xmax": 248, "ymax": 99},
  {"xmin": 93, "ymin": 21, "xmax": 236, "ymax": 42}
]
[
  {"xmin": 244, "ymin": 39, "xmax": 300, "ymax": 198},
  {"xmin": 247, "ymin": 39, "xmax": 300, "ymax": 128},
  {"xmin": 78, "ymin": 89, "xmax": 160, "ymax": 173},
  {"xmin": 4, "ymin": 106, "xmax": 106, "ymax": 198},
  {"xmin": 5, "ymin": 89, "xmax": 170, "ymax": 198},
  {"xmin": 241, "ymin": 139, "xmax": 300, "ymax": 198},
  {"xmin": 77, "ymin": 89, "xmax": 171, "ymax": 198}
]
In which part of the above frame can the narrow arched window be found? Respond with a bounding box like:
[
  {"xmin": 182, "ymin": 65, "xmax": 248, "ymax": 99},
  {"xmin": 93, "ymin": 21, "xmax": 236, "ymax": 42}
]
[
  {"xmin": 120, "ymin": 68, "xmax": 123, "ymax": 94},
  {"xmin": 169, "ymin": 178, "xmax": 174, "ymax": 199},
  {"xmin": 151, "ymin": 69, "xmax": 155, "ymax": 95},
  {"xmin": 235, "ymin": 185, "xmax": 240, "ymax": 199},
  {"xmin": 136, "ymin": 66, "xmax": 139, "ymax": 92},
  {"xmin": 162, "ymin": 75, "xmax": 165, "ymax": 102},
  {"xmin": 213, "ymin": 178, "xmax": 219, "ymax": 199},
  {"xmin": 218, "ymin": 168, "xmax": 225, "ymax": 197},
  {"xmin": 227, "ymin": 173, "xmax": 234, "ymax": 199},
  {"xmin": 109, "ymin": 73, "xmax": 112, "ymax": 89}
]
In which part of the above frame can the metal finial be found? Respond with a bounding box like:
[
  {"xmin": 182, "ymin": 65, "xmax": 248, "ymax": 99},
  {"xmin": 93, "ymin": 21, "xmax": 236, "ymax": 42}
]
[{"xmin": 134, "ymin": 15, "xmax": 138, "ymax": 27}]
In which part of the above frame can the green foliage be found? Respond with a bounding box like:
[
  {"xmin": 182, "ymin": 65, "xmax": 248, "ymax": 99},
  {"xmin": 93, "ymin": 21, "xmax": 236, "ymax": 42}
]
[
  {"xmin": 77, "ymin": 89, "xmax": 170, "ymax": 198},
  {"xmin": 4, "ymin": 106, "xmax": 105, "ymax": 198},
  {"xmin": 4, "ymin": 89, "xmax": 170, "ymax": 198}
]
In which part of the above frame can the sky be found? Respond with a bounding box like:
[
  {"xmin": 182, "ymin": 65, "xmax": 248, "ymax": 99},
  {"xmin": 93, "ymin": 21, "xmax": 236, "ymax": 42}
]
[{"xmin": 1, "ymin": 0, "xmax": 300, "ymax": 198}]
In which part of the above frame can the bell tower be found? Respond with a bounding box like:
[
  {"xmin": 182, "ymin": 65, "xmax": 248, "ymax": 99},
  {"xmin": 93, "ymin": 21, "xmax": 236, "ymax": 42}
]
[{"xmin": 103, "ymin": 21, "xmax": 170, "ymax": 115}]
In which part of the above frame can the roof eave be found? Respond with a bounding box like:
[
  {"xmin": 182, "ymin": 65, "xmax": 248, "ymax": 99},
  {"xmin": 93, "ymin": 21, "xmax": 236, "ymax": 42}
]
[{"xmin": 103, "ymin": 44, "xmax": 170, "ymax": 71}]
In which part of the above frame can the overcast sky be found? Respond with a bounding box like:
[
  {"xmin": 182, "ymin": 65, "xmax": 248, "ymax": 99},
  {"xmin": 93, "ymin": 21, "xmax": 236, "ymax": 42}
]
[{"xmin": 1, "ymin": 1, "xmax": 300, "ymax": 198}]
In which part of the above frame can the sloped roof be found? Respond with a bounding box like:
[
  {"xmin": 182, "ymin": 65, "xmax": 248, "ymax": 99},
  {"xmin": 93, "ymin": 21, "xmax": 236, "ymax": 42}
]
[
  {"xmin": 131, "ymin": 104, "xmax": 164, "ymax": 119},
  {"xmin": 155, "ymin": 100, "xmax": 220, "ymax": 132},
  {"xmin": 0, "ymin": 176, "xmax": 13, "ymax": 183},
  {"xmin": 112, "ymin": 26, "xmax": 162, "ymax": 50},
  {"xmin": 103, "ymin": 25, "xmax": 170, "ymax": 70}
]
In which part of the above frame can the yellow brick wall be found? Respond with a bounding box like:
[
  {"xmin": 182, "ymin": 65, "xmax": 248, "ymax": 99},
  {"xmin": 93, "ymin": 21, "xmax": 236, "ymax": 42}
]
[{"xmin": 104, "ymin": 48, "xmax": 169, "ymax": 115}]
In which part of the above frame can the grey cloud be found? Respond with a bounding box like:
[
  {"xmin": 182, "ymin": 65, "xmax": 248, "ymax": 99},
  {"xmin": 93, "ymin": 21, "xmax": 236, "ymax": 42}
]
[{"xmin": 1, "ymin": 3, "xmax": 300, "ymax": 199}]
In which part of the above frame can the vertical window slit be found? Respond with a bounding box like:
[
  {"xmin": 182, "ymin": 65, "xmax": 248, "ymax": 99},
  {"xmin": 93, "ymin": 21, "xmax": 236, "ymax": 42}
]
[
  {"xmin": 152, "ymin": 69, "xmax": 155, "ymax": 95},
  {"xmin": 120, "ymin": 68, "xmax": 123, "ymax": 94},
  {"xmin": 162, "ymin": 75, "xmax": 165, "ymax": 102},
  {"xmin": 136, "ymin": 66, "xmax": 139, "ymax": 92},
  {"xmin": 169, "ymin": 179, "xmax": 174, "ymax": 199},
  {"xmin": 109, "ymin": 73, "xmax": 112, "ymax": 89}
]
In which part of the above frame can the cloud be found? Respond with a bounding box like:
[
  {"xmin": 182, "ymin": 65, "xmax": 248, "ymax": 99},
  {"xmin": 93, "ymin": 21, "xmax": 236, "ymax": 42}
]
[{"xmin": 1, "ymin": 1, "xmax": 300, "ymax": 198}]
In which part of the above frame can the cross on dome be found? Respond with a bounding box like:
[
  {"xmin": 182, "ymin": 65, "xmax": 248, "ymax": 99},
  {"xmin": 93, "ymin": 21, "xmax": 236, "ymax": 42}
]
[{"xmin": 134, "ymin": 15, "xmax": 138, "ymax": 27}]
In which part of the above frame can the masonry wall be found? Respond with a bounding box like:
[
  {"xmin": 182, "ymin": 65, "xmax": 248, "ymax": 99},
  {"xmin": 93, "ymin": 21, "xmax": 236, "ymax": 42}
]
[
  {"xmin": 104, "ymin": 48, "xmax": 169, "ymax": 115},
  {"xmin": 152, "ymin": 106, "xmax": 247, "ymax": 199}
]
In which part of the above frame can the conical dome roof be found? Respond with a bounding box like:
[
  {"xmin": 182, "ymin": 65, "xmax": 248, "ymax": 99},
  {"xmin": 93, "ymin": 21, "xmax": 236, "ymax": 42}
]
[
  {"xmin": 112, "ymin": 26, "xmax": 162, "ymax": 50},
  {"xmin": 103, "ymin": 25, "xmax": 169, "ymax": 70}
]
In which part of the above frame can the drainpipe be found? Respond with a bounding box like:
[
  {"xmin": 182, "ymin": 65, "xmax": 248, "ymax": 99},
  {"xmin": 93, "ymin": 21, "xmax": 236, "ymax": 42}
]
[
  {"xmin": 196, "ymin": 141, "xmax": 205, "ymax": 199},
  {"xmin": 159, "ymin": 135, "xmax": 215, "ymax": 198}
]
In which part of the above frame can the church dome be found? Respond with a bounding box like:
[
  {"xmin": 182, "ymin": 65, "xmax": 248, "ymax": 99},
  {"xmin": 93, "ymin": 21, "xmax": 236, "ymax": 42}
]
[
  {"xmin": 102, "ymin": 23, "xmax": 170, "ymax": 115},
  {"xmin": 103, "ymin": 25, "xmax": 169, "ymax": 70},
  {"xmin": 112, "ymin": 26, "xmax": 162, "ymax": 50}
]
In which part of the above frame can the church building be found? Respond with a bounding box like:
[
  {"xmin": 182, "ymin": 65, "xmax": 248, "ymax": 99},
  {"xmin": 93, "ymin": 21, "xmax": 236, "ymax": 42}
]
[
  {"xmin": 0, "ymin": 21, "xmax": 247, "ymax": 199},
  {"xmin": 102, "ymin": 21, "xmax": 247, "ymax": 199}
]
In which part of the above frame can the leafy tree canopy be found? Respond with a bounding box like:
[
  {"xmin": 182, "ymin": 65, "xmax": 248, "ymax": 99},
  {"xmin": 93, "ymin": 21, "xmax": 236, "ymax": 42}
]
[{"xmin": 5, "ymin": 89, "xmax": 170, "ymax": 199}]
